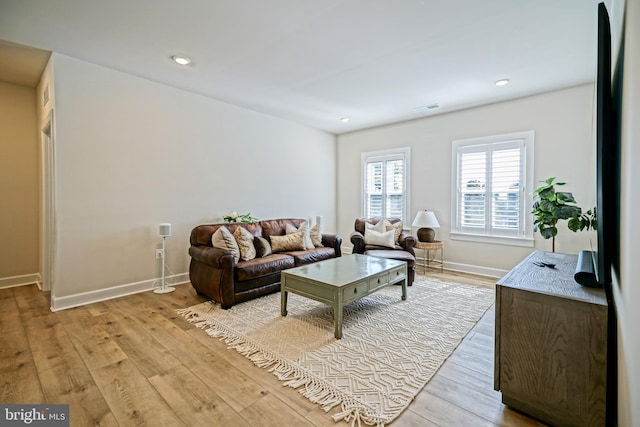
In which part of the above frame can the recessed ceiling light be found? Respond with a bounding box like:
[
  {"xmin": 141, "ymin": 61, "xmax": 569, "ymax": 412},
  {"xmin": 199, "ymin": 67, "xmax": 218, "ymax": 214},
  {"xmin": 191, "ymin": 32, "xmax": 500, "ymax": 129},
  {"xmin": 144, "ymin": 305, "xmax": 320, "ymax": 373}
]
[
  {"xmin": 171, "ymin": 55, "xmax": 191, "ymax": 66},
  {"xmin": 495, "ymin": 79, "xmax": 510, "ymax": 86},
  {"xmin": 340, "ymin": 117, "xmax": 350, "ymax": 123}
]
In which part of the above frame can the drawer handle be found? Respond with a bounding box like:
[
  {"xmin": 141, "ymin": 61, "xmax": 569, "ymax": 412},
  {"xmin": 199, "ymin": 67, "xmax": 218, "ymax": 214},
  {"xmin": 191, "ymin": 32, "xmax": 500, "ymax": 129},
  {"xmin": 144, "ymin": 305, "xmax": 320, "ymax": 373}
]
[
  {"xmin": 377, "ymin": 279, "xmax": 381, "ymax": 284},
  {"xmin": 353, "ymin": 288, "xmax": 358, "ymax": 294}
]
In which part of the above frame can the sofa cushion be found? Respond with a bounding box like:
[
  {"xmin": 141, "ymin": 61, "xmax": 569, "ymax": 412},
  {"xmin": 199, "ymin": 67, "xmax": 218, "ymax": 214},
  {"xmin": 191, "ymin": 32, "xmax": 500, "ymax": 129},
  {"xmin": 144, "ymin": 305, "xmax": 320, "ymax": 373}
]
[
  {"xmin": 385, "ymin": 221, "xmax": 403, "ymax": 244},
  {"xmin": 260, "ymin": 219, "xmax": 304, "ymax": 243},
  {"xmin": 365, "ymin": 219, "xmax": 388, "ymax": 233},
  {"xmin": 355, "ymin": 218, "xmax": 402, "ymax": 234},
  {"xmin": 309, "ymin": 223, "xmax": 323, "ymax": 247},
  {"xmin": 253, "ymin": 236, "xmax": 272, "ymax": 258},
  {"xmin": 271, "ymin": 231, "xmax": 306, "ymax": 252},
  {"xmin": 191, "ymin": 222, "xmax": 262, "ymax": 247},
  {"xmin": 364, "ymin": 228, "xmax": 395, "ymax": 248},
  {"xmin": 234, "ymin": 226, "xmax": 256, "ymax": 261},
  {"xmin": 283, "ymin": 247, "xmax": 336, "ymax": 266},
  {"xmin": 235, "ymin": 254, "xmax": 295, "ymax": 281},
  {"xmin": 286, "ymin": 221, "xmax": 314, "ymax": 250},
  {"xmin": 212, "ymin": 226, "xmax": 240, "ymax": 263}
]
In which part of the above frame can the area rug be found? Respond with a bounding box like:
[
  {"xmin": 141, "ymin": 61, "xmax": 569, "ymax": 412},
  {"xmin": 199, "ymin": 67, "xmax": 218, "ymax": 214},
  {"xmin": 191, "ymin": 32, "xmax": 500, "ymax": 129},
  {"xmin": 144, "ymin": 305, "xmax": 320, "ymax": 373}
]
[{"xmin": 177, "ymin": 276, "xmax": 494, "ymax": 426}]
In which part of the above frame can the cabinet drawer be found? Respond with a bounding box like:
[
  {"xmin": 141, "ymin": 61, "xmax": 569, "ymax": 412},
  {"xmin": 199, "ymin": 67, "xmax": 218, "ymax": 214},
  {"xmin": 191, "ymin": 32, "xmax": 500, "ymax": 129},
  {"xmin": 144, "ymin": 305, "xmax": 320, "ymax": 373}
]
[
  {"xmin": 342, "ymin": 280, "xmax": 368, "ymax": 303},
  {"xmin": 368, "ymin": 273, "xmax": 390, "ymax": 290},
  {"xmin": 388, "ymin": 266, "xmax": 406, "ymax": 284}
]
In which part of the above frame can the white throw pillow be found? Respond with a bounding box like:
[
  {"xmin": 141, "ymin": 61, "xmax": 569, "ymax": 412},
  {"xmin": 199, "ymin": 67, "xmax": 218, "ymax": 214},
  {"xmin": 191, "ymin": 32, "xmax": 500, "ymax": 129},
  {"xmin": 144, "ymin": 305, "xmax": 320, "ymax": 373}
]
[
  {"xmin": 309, "ymin": 223, "xmax": 323, "ymax": 247},
  {"xmin": 364, "ymin": 228, "xmax": 396, "ymax": 249},
  {"xmin": 212, "ymin": 226, "xmax": 240, "ymax": 263},
  {"xmin": 365, "ymin": 220, "xmax": 388, "ymax": 233}
]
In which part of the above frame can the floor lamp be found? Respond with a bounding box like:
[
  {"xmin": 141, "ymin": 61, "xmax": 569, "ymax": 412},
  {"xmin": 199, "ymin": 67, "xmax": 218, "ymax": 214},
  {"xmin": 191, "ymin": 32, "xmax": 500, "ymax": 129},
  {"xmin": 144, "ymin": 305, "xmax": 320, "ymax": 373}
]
[{"xmin": 154, "ymin": 223, "xmax": 175, "ymax": 294}]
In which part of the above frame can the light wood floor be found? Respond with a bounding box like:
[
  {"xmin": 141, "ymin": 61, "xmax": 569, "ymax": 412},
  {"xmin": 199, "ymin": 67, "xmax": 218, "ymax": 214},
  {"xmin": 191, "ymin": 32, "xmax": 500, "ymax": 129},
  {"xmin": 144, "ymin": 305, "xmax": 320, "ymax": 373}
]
[{"xmin": 0, "ymin": 271, "xmax": 545, "ymax": 426}]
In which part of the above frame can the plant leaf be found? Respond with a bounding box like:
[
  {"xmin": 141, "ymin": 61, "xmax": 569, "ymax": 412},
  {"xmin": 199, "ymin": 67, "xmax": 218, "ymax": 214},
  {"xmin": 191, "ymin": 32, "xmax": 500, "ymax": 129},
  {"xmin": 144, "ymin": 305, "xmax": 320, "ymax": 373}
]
[{"xmin": 540, "ymin": 227, "xmax": 557, "ymax": 239}]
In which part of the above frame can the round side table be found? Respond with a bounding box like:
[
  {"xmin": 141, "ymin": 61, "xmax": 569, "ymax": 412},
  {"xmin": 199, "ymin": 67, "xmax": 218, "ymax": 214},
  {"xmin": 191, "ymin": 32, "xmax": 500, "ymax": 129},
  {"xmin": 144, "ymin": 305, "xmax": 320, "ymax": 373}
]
[{"xmin": 414, "ymin": 240, "xmax": 444, "ymax": 273}]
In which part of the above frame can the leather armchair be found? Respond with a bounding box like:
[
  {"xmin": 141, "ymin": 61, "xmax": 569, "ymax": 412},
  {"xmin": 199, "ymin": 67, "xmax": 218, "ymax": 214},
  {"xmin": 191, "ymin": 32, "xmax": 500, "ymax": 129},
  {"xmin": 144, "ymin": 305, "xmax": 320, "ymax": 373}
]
[{"xmin": 350, "ymin": 218, "xmax": 416, "ymax": 255}]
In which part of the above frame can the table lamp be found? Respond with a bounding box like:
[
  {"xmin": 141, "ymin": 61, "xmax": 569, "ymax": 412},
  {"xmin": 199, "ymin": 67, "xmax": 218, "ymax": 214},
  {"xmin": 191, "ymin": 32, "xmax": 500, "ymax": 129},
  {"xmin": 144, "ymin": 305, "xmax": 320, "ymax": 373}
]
[{"xmin": 412, "ymin": 210, "xmax": 440, "ymax": 242}]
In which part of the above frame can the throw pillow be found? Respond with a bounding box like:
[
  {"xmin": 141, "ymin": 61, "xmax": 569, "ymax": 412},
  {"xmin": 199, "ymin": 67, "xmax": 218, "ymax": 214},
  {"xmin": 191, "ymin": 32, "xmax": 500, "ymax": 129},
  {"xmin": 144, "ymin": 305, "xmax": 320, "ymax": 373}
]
[
  {"xmin": 285, "ymin": 221, "xmax": 314, "ymax": 250},
  {"xmin": 386, "ymin": 221, "xmax": 403, "ymax": 244},
  {"xmin": 364, "ymin": 228, "xmax": 396, "ymax": 249},
  {"xmin": 254, "ymin": 236, "xmax": 272, "ymax": 258},
  {"xmin": 271, "ymin": 230, "xmax": 306, "ymax": 252},
  {"xmin": 211, "ymin": 226, "xmax": 240, "ymax": 263},
  {"xmin": 365, "ymin": 220, "xmax": 388, "ymax": 233},
  {"xmin": 233, "ymin": 226, "xmax": 256, "ymax": 261},
  {"xmin": 309, "ymin": 223, "xmax": 323, "ymax": 247}
]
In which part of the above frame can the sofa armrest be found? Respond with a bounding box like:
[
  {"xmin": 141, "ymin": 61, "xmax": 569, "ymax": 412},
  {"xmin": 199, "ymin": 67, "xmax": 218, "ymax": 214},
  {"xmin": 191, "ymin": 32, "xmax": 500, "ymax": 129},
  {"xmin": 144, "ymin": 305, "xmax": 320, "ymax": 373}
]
[
  {"xmin": 398, "ymin": 233, "xmax": 416, "ymax": 256},
  {"xmin": 188, "ymin": 245, "xmax": 237, "ymax": 308},
  {"xmin": 189, "ymin": 245, "xmax": 235, "ymax": 267},
  {"xmin": 322, "ymin": 233, "xmax": 343, "ymax": 257},
  {"xmin": 350, "ymin": 231, "xmax": 365, "ymax": 254}
]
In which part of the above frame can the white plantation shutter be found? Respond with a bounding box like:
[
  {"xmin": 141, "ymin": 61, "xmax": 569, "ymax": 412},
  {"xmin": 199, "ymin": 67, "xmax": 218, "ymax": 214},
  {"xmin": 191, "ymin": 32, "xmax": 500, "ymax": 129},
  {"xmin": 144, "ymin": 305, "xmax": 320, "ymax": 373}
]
[
  {"xmin": 362, "ymin": 148, "xmax": 410, "ymax": 223},
  {"xmin": 366, "ymin": 162, "xmax": 383, "ymax": 217},
  {"xmin": 491, "ymin": 146, "xmax": 521, "ymax": 231},
  {"xmin": 452, "ymin": 132, "xmax": 533, "ymax": 244},
  {"xmin": 385, "ymin": 159, "xmax": 404, "ymax": 218},
  {"xmin": 459, "ymin": 150, "xmax": 486, "ymax": 229}
]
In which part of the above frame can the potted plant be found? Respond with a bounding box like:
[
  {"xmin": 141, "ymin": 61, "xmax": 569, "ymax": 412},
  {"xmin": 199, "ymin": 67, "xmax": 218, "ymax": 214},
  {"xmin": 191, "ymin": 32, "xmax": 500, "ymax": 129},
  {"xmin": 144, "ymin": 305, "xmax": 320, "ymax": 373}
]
[
  {"xmin": 532, "ymin": 177, "xmax": 596, "ymax": 252},
  {"xmin": 223, "ymin": 211, "xmax": 259, "ymax": 223}
]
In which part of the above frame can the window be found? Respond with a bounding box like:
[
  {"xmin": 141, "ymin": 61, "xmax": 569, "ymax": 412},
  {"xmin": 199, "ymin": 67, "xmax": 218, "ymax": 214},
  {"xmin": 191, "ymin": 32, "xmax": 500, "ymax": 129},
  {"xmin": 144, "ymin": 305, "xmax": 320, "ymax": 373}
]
[
  {"xmin": 451, "ymin": 131, "xmax": 534, "ymax": 246},
  {"xmin": 362, "ymin": 148, "xmax": 410, "ymax": 224}
]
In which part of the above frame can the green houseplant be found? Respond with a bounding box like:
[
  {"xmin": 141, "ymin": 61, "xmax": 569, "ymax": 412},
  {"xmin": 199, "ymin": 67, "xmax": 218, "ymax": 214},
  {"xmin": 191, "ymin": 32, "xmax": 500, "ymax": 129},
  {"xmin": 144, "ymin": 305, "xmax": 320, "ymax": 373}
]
[
  {"xmin": 532, "ymin": 177, "xmax": 597, "ymax": 252},
  {"xmin": 223, "ymin": 211, "xmax": 259, "ymax": 223}
]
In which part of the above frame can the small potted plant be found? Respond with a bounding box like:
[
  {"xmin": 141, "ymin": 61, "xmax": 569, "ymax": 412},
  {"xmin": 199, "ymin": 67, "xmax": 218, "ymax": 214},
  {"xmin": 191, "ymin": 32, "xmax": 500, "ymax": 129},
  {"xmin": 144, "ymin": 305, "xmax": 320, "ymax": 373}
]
[
  {"xmin": 532, "ymin": 177, "xmax": 596, "ymax": 252},
  {"xmin": 223, "ymin": 211, "xmax": 259, "ymax": 223}
]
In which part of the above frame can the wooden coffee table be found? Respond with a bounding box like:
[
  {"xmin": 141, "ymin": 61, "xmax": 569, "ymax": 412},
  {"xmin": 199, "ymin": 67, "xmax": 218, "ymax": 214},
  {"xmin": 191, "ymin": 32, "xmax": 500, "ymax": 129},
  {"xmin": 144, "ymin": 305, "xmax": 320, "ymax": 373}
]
[{"xmin": 281, "ymin": 254, "xmax": 407, "ymax": 339}]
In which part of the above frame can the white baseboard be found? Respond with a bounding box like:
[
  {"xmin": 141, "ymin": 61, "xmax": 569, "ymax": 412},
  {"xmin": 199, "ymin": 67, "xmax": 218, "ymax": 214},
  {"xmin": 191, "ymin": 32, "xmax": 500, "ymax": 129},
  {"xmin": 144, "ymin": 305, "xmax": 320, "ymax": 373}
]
[
  {"xmin": 441, "ymin": 261, "xmax": 506, "ymax": 279},
  {"xmin": 50, "ymin": 272, "xmax": 190, "ymax": 312},
  {"xmin": 341, "ymin": 245, "xmax": 506, "ymax": 279},
  {"xmin": 0, "ymin": 273, "xmax": 41, "ymax": 289}
]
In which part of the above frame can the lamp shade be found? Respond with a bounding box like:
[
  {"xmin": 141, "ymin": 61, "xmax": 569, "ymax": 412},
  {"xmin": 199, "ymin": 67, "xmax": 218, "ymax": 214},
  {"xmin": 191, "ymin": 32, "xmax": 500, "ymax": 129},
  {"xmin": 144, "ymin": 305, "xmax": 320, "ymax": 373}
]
[
  {"xmin": 412, "ymin": 210, "xmax": 440, "ymax": 228},
  {"xmin": 412, "ymin": 210, "xmax": 440, "ymax": 242}
]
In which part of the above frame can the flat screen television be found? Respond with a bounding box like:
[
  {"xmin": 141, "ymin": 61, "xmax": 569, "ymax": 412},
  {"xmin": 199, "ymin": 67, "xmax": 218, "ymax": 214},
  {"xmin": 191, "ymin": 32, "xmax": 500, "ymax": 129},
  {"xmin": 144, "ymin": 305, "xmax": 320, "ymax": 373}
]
[
  {"xmin": 594, "ymin": 1, "xmax": 616, "ymax": 287},
  {"xmin": 595, "ymin": 4, "xmax": 620, "ymax": 425}
]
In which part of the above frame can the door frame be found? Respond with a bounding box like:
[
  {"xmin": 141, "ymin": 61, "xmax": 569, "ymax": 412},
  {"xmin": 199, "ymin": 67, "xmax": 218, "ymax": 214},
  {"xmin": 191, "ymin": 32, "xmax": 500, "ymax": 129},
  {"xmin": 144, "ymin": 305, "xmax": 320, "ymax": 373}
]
[{"xmin": 41, "ymin": 110, "xmax": 55, "ymax": 294}]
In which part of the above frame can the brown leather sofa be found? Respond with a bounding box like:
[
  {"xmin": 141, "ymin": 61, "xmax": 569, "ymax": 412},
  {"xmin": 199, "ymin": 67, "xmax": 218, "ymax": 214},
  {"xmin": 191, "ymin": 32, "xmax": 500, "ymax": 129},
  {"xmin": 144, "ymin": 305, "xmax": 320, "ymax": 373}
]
[
  {"xmin": 350, "ymin": 218, "xmax": 417, "ymax": 285},
  {"xmin": 189, "ymin": 219, "xmax": 342, "ymax": 309}
]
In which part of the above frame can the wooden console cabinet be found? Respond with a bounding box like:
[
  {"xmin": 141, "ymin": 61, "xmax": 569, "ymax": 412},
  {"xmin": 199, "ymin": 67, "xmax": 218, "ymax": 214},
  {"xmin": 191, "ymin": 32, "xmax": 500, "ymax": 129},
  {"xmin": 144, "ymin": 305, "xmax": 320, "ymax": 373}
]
[{"xmin": 494, "ymin": 251, "xmax": 608, "ymax": 426}]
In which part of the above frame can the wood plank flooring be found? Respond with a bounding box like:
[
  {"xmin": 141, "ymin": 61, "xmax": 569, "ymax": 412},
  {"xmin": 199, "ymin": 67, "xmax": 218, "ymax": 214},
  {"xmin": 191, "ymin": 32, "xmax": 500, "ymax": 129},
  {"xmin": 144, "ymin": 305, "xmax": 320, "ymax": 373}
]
[{"xmin": 0, "ymin": 271, "xmax": 546, "ymax": 426}]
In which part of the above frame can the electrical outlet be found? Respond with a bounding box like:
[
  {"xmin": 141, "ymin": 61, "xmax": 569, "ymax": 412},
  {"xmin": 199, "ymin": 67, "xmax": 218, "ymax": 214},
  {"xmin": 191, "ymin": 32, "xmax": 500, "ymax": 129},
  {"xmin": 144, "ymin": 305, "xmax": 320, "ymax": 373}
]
[{"xmin": 156, "ymin": 249, "xmax": 164, "ymax": 259}]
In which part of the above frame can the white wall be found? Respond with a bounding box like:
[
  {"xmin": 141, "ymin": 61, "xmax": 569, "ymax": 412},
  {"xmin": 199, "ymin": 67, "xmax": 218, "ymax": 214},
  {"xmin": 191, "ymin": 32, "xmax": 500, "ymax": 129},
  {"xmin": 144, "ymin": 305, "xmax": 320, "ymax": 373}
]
[
  {"xmin": 614, "ymin": 0, "xmax": 639, "ymax": 424},
  {"xmin": 337, "ymin": 84, "xmax": 596, "ymax": 275},
  {"xmin": 48, "ymin": 54, "xmax": 336, "ymax": 307}
]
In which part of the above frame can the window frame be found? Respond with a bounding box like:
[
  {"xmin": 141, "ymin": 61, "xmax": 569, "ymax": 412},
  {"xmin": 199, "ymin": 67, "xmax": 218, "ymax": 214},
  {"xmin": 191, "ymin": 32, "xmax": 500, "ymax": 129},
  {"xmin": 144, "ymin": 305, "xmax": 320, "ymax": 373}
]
[
  {"xmin": 450, "ymin": 131, "xmax": 534, "ymax": 247},
  {"xmin": 361, "ymin": 147, "xmax": 411, "ymax": 225}
]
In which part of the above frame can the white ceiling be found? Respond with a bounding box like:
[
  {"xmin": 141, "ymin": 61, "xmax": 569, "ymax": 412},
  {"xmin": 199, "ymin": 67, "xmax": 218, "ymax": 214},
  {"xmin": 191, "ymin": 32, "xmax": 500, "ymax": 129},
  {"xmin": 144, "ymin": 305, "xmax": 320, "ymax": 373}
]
[{"xmin": 0, "ymin": 0, "xmax": 600, "ymax": 134}]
